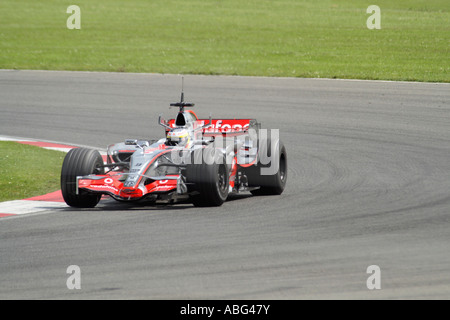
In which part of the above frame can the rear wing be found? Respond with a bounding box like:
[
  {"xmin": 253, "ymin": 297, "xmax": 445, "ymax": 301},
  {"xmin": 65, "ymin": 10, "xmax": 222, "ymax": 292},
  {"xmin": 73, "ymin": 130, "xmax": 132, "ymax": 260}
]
[{"xmin": 167, "ymin": 118, "xmax": 260, "ymax": 136}]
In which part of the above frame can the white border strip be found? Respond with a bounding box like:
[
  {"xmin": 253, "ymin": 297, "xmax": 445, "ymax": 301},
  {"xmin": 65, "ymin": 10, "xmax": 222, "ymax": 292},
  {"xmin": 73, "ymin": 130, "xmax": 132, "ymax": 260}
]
[
  {"xmin": 0, "ymin": 136, "xmax": 107, "ymax": 218},
  {"xmin": 1, "ymin": 69, "xmax": 448, "ymax": 85}
]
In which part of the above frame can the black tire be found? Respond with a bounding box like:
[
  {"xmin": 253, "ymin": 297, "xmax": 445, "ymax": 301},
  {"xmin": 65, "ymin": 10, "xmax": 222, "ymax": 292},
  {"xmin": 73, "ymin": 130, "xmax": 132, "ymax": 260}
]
[
  {"xmin": 61, "ymin": 148, "xmax": 104, "ymax": 208},
  {"xmin": 247, "ymin": 139, "xmax": 287, "ymax": 195},
  {"xmin": 185, "ymin": 147, "xmax": 229, "ymax": 207}
]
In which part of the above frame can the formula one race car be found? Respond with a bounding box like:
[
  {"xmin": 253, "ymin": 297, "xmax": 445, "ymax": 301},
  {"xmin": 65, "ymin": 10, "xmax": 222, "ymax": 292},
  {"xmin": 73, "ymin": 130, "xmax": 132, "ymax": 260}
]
[{"xmin": 61, "ymin": 90, "xmax": 287, "ymax": 208}]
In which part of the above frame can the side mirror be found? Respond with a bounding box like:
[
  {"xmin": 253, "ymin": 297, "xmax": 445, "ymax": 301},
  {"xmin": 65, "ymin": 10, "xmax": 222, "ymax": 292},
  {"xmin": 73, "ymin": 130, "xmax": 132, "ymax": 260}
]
[
  {"xmin": 195, "ymin": 114, "xmax": 212, "ymax": 132},
  {"xmin": 158, "ymin": 114, "xmax": 172, "ymax": 130}
]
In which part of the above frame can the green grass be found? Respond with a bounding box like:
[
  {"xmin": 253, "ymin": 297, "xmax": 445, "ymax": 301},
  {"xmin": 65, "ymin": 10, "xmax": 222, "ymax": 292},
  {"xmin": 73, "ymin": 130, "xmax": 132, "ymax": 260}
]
[
  {"xmin": 0, "ymin": 142, "xmax": 65, "ymax": 202},
  {"xmin": 0, "ymin": 0, "xmax": 449, "ymax": 82}
]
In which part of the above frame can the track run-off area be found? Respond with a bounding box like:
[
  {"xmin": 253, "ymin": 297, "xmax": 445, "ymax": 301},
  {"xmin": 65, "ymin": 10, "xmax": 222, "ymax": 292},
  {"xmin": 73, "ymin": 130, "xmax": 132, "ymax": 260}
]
[{"xmin": 0, "ymin": 70, "xmax": 449, "ymax": 299}]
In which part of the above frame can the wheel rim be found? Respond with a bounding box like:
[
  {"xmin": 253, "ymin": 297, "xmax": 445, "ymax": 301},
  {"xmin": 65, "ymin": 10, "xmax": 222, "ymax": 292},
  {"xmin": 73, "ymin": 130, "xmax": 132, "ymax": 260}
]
[{"xmin": 217, "ymin": 165, "xmax": 227, "ymax": 193}]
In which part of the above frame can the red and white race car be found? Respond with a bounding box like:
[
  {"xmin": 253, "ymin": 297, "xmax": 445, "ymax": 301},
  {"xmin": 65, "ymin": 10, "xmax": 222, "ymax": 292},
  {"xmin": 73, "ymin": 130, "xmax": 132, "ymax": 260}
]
[{"xmin": 61, "ymin": 93, "xmax": 287, "ymax": 208}]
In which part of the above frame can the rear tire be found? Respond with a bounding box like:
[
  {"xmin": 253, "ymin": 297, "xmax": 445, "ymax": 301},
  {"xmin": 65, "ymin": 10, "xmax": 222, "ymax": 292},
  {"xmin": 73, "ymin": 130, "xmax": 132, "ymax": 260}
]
[
  {"xmin": 247, "ymin": 139, "xmax": 287, "ymax": 196},
  {"xmin": 61, "ymin": 148, "xmax": 104, "ymax": 208},
  {"xmin": 185, "ymin": 147, "xmax": 229, "ymax": 207}
]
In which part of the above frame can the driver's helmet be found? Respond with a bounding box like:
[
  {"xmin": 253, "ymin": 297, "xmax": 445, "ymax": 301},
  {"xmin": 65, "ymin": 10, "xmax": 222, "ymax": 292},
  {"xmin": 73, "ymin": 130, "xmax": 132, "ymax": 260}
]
[{"xmin": 166, "ymin": 128, "xmax": 190, "ymax": 147}]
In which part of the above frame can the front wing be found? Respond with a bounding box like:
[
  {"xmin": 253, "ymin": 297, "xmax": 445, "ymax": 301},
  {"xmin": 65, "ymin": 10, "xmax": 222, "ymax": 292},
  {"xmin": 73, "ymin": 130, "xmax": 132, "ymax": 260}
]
[{"xmin": 76, "ymin": 174, "xmax": 184, "ymax": 201}]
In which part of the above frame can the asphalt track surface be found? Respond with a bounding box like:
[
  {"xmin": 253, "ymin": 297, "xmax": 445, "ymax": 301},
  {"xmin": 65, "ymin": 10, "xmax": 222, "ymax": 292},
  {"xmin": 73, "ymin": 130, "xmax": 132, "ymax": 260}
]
[{"xmin": 0, "ymin": 70, "xmax": 449, "ymax": 299}]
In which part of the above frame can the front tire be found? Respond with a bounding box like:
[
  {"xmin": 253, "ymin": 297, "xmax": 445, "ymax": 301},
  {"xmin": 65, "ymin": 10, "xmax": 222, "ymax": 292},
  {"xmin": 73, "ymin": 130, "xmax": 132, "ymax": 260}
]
[{"xmin": 61, "ymin": 148, "xmax": 104, "ymax": 208}]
